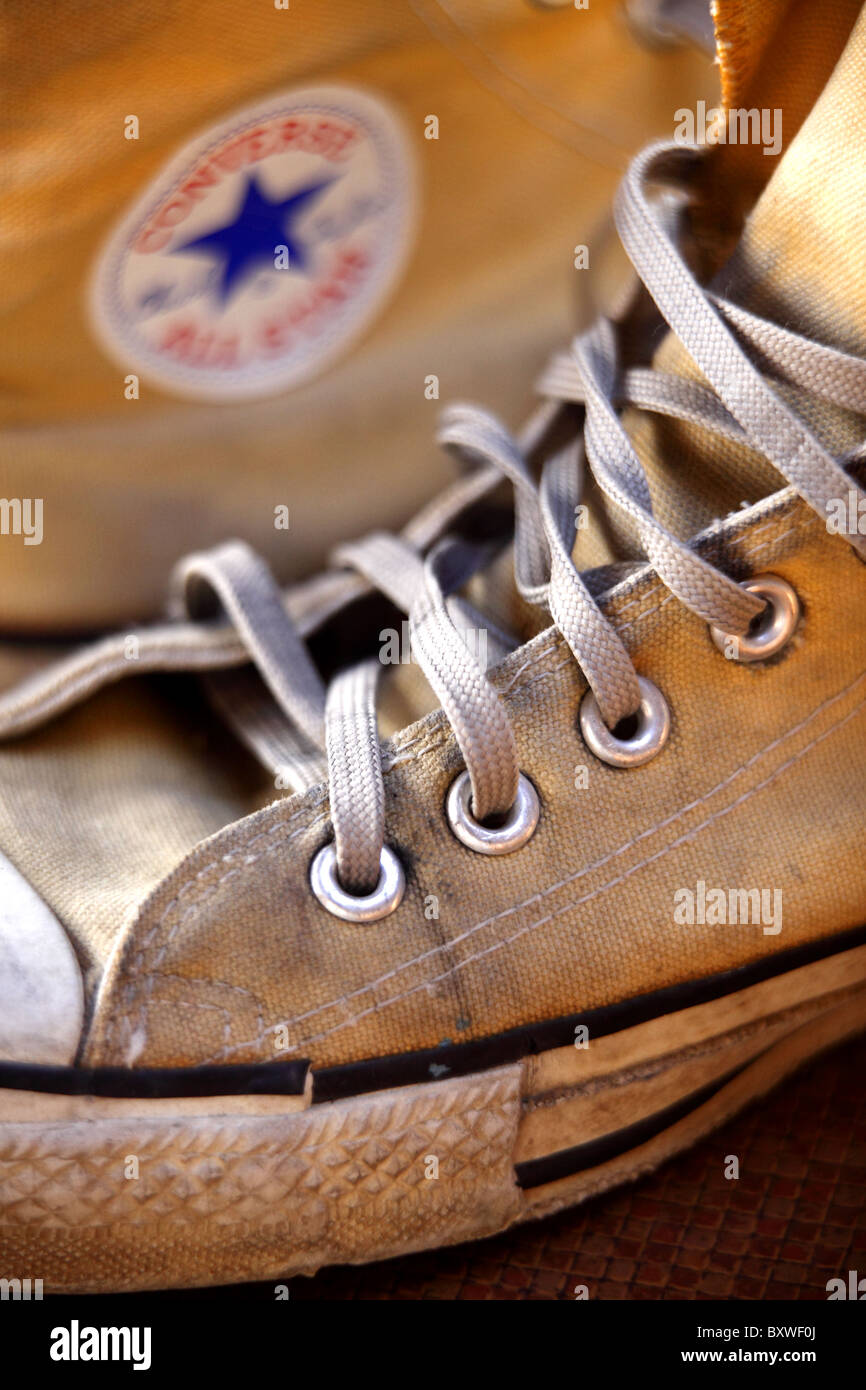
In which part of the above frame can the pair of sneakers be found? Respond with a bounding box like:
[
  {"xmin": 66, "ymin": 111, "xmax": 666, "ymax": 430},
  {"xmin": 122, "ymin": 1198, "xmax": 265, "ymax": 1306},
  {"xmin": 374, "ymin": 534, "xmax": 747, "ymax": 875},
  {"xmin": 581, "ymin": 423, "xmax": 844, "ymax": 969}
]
[{"xmin": 1, "ymin": 0, "xmax": 865, "ymax": 1293}]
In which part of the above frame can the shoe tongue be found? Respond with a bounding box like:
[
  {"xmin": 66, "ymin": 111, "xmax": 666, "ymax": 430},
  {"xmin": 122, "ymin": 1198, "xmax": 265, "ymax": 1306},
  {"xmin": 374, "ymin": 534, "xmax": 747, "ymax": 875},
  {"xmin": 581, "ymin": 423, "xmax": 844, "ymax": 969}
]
[
  {"xmin": 388, "ymin": 1, "xmax": 866, "ymax": 699},
  {"xmin": 719, "ymin": 3, "xmax": 866, "ymax": 358},
  {"xmin": 630, "ymin": 0, "xmax": 866, "ymax": 539},
  {"xmin": 470, "ymin": 2, "xmax": 866, "ymax": 643}
]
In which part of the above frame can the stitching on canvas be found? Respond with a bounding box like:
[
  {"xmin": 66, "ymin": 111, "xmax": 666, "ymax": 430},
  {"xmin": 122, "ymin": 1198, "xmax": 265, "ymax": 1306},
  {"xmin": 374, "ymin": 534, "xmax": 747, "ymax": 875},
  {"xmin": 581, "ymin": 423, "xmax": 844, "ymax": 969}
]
[
  {"xmin": 122, "ymin": 511, "xmax": 820, "ymax": 1051},
  {"xmin": 217, "ymin": 683, "xmax": 866, "ymax": 1060},
  {"xmin": 192, "ymin": 664, "xmax": 866, "ymax": 1062},
  {"xmin": 148, "ymin": 968, "xmax": 269, "ymax": 1052},
  {"xmin": 103, "ymin": 806, "xmax": 327, "ymax": 1053},
  {"xmin": 116, "ymin": 506, "xmax": 820, "ymax": 1054}
]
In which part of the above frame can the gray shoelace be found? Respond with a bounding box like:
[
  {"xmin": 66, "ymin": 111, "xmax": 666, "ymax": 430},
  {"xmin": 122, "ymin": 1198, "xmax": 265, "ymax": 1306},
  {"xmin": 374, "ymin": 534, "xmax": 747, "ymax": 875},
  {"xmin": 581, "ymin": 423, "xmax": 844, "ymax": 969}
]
[{"xmin": 2, "ymin": 140, "xmax": 864, "ymax": 896}]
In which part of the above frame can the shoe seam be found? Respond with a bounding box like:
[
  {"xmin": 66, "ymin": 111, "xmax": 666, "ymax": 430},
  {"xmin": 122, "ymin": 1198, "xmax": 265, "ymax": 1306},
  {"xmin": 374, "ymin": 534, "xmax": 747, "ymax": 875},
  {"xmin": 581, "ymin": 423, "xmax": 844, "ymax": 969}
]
[
  {"xmin": 101, "ymin": 504, "xmax": 823, "ymax": 1062},
  {"xmin": 212, "ymin": 674, "xmax": 866, "ymax": 1060}
]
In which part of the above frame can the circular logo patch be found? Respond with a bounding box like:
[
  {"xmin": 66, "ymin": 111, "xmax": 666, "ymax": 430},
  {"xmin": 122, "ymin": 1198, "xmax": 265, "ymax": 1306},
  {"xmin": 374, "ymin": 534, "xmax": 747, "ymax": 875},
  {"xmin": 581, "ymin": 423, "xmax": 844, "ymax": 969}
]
[{"xmin": 90, "ymin": 86, "xmax": 416, "ymax": 401}]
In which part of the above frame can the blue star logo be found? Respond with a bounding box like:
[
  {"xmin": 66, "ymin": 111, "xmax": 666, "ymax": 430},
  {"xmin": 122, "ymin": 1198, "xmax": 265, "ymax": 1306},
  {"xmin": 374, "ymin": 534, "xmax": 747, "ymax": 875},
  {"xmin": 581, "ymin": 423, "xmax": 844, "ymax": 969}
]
[{"xmin": 172, "ymin": 174, "xmax": 335, "ymax": 302}]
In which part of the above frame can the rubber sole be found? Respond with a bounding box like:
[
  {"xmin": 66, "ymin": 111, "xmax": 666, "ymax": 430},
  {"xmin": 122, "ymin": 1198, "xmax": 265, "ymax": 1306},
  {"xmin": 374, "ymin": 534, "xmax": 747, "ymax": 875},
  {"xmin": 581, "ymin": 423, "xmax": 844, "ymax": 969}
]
[{"xmin": 1, "ymin": 942, "xmax": 865, "ymax": 1293}]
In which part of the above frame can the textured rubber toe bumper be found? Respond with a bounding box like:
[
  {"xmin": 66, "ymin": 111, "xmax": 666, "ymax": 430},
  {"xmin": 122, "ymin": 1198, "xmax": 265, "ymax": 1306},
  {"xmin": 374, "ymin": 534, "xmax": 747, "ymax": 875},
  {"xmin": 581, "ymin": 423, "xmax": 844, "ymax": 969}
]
[{"xmin": 1, "ymin": 936, "xmax": 865, "ymax": 1292}]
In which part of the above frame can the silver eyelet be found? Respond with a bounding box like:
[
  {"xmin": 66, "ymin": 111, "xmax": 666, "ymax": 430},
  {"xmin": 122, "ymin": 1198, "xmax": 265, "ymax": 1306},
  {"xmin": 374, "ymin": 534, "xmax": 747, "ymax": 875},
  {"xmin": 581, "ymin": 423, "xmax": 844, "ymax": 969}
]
[
  {"xmin": 709, "ymin": 574, "xmax": 800, "ymax": 663},
  {"xmin": 445, "ymin": 770, "xmax": 540, "ymax": 856},
  {"xmin": 579, "ymin": 675, "xmax": 670, "ymax": 768},
  {"xmin": 309, "ymin": 843, "xmax": 404, "ymax": 923}
]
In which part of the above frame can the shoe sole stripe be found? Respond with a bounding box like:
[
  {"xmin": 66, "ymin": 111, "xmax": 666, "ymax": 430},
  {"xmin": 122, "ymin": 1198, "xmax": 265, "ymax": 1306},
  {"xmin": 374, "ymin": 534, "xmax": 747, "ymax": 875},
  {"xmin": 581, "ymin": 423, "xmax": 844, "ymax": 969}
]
[{"xmin": 1, "ymin": 922, "xmax": 865, "ymax": 1100}]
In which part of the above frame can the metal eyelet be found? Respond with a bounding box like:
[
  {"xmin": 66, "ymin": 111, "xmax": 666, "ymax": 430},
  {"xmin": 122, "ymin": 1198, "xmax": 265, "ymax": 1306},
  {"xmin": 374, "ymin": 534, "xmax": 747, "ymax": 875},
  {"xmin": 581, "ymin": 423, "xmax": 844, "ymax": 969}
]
[
  {"xmin": 309, "ymin": 843, "xmax": 404, "ymax": 923},
  {"xmin": 445, "ymin": 770, "xmax": 540, "ymax": 856},
  {"xmin": 579, "ymin": 676, "xmax": 670, "ymax": 768},
  {"xmin": 709, "ymin": 574, "xmax": 800, "ymax": 663}
]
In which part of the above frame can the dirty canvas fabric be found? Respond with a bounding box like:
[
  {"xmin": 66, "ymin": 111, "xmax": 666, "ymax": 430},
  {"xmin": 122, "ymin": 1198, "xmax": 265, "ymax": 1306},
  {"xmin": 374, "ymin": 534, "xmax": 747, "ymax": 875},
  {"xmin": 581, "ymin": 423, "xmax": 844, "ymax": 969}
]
[
  {"xmin": 623, "ymin": 0, "xmax": 866, "ymax": 543},
  {"xmin": 0, "ymin": 0, "xmax": 863, "ymax": 1082}
]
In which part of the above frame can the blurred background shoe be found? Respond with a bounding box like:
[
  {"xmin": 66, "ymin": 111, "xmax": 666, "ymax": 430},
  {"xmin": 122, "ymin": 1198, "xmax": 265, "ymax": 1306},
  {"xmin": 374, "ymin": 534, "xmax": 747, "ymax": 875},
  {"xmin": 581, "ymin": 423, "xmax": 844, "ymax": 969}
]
[{"xmin": 0, "ymin": 0, "xmax": 716, "ymax": 629}]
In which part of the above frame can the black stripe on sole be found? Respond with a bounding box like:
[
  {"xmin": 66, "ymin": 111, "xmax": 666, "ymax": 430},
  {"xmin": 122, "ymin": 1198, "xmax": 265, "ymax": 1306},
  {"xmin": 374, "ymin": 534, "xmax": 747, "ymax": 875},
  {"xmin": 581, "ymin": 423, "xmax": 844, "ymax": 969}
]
[
  {"xmin": 0, "ymin": 1059, "xmax": 309, "ymax": 1099},
  {"xmin": 1, "ymin": 922, "xmax": 863, "ymax": 1101},
  {"xmin": 312, "ymin": 921, "xmax": 866, "ymax": 1101},
  {"xmin": 515, "ymin": 1064, "xmax": 746, "ymax": 1190}
]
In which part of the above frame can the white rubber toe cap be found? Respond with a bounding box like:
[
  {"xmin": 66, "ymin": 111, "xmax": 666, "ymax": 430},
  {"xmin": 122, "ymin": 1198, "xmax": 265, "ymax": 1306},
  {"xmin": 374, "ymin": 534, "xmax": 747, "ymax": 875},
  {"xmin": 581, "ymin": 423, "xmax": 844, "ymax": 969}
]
[{"xmin": 0, "ymin": 851, "xmax": 84, "ymax": 1065}]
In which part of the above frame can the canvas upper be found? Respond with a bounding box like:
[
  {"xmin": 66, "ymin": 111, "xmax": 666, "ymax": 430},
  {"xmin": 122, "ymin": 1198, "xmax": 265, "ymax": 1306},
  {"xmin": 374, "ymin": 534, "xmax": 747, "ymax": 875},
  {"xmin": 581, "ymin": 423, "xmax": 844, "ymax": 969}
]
[{"xmin": 0, "ymin": 0, "xmax": 864, "ymax": 1082}]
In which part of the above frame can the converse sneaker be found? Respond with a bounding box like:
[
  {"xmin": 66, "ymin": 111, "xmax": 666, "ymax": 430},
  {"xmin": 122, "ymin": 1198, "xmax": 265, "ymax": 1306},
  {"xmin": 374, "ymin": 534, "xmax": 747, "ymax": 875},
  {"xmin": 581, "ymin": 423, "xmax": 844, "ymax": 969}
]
[{"xmin": 0, "ymin": 0, "xmax": 865, "ymax": 1292}]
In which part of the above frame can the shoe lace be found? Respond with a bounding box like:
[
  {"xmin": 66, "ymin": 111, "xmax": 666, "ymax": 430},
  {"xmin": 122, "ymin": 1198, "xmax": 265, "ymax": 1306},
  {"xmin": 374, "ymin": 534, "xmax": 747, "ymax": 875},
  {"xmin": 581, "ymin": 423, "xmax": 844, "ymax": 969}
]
[{"xmin": 2, "ymin": 140, "xmax": 865, "ymax": 898}]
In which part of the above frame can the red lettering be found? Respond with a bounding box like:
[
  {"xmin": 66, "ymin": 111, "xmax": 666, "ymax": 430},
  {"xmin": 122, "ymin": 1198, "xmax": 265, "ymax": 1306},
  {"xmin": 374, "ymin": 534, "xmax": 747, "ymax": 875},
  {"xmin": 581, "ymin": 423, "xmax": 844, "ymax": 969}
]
[
  {"xmin": 180, "ymin": 162, "xmax": 222, "ymax": 202},
  {"xmin": 310, "ymin": 119, "xmax": 358, "ymax": 161},
  {"xmin": 133, "ymin": 226, "xmax": 172, "ymax": 254},
  {"xmin": 160, "ymin": 322, "xmax": 198, "ymax": 360},
  {"xmin": 210, "ymin": 138, "xmax": 249, "ymax": 173},
  {"xmin": 155, "ymin": 196, "xmax": 192, "ymax": 230},
  {"xmin": 275, "ymin": 118, "xmax": 308, "ymax": 150},
  {"xmin": 160, "ymin": 321, "xmax": 240, "ymax": 367},
  {"xmin": 243, "ymin": 125, "xmax": 280, "ymax": 163}
]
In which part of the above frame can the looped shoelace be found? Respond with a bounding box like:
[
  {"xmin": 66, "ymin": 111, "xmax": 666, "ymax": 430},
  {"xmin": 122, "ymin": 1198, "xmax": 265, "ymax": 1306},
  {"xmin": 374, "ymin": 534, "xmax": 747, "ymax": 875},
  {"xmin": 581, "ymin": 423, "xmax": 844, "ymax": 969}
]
[{"xmin": 2, "ymin": 140, "xmax": 865, "ymax": 898}]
